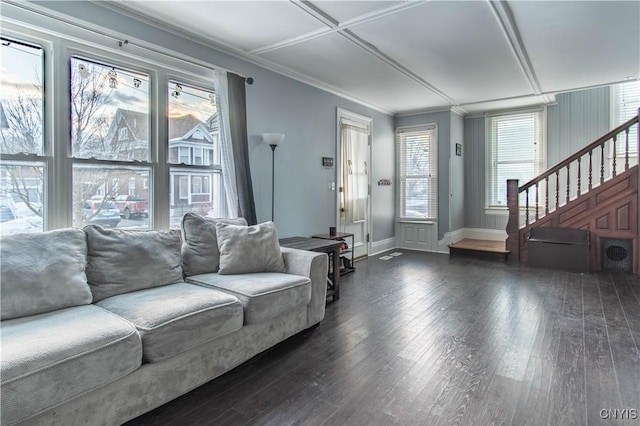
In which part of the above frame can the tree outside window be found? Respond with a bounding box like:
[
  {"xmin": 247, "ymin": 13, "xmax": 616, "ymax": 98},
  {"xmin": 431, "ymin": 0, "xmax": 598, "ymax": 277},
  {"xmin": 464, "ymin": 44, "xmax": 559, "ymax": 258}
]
[{"xmin": 0, "ymin": 37, "xmax": 45, "ymax": 234}]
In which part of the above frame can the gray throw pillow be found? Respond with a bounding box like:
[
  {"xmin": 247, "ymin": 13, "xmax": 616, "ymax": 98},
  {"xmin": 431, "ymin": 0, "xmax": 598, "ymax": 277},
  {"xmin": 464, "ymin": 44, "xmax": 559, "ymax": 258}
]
[
  {"xmin": 0, "ymin": 228, "xmax": 92, "ymax": 320},
  {"xmin": 216, "ymin": 221, "xmax": 286, "ymax": 275},
  {"xmin": 85, "ymin": 225, "xmax": 184, "ymax": 302},
  {"xmin": 181, "ymin": 213, "xmax": 248, "ymax": 276}
]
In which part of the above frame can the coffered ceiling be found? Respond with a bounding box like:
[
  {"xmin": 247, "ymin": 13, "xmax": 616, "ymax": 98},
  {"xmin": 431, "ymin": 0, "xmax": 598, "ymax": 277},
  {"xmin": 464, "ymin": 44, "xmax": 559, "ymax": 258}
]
[{"xmin": 111, "ymin": 0, "xmax": 639, "ymax": 115}]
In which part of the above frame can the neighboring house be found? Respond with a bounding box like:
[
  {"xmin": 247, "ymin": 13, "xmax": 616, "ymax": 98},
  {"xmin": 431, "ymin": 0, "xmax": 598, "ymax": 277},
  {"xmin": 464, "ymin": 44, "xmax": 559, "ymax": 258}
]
[
  {"xmin": 93, "ymin": 109, "xmax": 219, "ymax": 215},
  {"xmin": 104, "ymin": 109, "xmax": 149, "ymax": 162},
  {"xmin": 168, "ymin": 114, "xmax": 220, "ymax": 209}
]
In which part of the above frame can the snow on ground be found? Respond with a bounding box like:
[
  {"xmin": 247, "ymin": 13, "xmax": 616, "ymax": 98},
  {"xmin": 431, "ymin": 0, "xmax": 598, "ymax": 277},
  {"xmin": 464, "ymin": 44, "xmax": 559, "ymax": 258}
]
[{"xmin": 0, "ymin": 216, "xmax": 44, "ymax": 236}]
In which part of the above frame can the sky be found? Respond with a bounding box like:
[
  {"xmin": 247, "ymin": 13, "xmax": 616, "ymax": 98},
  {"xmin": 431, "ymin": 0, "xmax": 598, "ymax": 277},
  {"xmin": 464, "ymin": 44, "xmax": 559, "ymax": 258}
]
[{"xmin": 1, "ymin": 39, "xmax": 217, "ymax": 127}]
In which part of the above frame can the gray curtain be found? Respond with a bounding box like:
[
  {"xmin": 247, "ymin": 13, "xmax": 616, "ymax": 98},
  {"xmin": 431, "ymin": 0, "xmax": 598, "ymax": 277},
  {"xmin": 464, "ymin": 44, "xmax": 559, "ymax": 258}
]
[{"xmin": 227, "ymin": 73, "xmax": 257, "ymax": 225}]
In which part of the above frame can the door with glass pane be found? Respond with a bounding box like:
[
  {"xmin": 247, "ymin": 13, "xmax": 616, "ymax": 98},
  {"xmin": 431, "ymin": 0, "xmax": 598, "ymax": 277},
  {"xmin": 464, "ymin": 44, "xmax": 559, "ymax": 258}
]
[{"xmin": 337, "ymin": 110, "xmax": 371, "ymax": 259}]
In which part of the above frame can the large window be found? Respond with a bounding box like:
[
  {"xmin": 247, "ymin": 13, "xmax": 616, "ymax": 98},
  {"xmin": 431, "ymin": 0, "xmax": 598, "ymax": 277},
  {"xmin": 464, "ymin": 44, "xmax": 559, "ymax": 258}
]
[
  {"xmin": 1, "ymin": 18, "xmax": 230, "ymax": 234},
  {"xmin": 397, "ymin": 125, "xmax": 438, "ymax": 220},
  {"xmin": 613, "ymin": 81, "xmax": 639, "ymax": 157},
  {"xmin": 70, "ymin": 57, "xmax": 151, "ymax": 230},
  {"xmin": 486, "ymin": 110, "xmax": 544, "ymax": 207},
  {"xmin": 0, "ymin": 37, "xmax": 45, "ymax": 235}
]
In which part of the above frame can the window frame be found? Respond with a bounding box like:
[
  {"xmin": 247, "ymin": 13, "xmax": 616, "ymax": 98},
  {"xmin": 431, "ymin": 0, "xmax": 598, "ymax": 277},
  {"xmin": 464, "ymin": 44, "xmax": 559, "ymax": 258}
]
[
  {"xmin": 1, "ymin": 13, "xmax": 227, "ymax": 233},
  {"xmin": 67, "ymin": 50, "xmax": 154, "ymax": 229},
  {"xmin": 166, "ymin": 76, "xmax": 224, "ymax": 225},
  {"xmin": 611, "ymin": 80, "xmax": 640, "ymax": 159},
  {"xmin": 0, "ymin": 31, "xmax": 51, "ymax": 232},
  {"xmin": 485, "ymin": 108, "xmax": 546, "ymax": 211},
  {"xmin": 396, "ymin": 124, "xmax": 438, "ymax": 222}
]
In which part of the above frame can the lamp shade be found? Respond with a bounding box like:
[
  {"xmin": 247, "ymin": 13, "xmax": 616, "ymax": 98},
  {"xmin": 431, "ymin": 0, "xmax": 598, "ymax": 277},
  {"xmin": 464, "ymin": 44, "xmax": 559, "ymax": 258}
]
[{"xmin": 262, "ymin": 133, "xmax": 285, "ymax": 146}]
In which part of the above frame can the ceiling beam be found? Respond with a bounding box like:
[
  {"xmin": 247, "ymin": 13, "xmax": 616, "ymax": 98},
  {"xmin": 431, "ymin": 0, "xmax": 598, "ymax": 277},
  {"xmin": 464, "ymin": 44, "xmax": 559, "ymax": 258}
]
[
  {"xmin": 282, "ymin": 0, "xmax": 461, "ymax": 108},
  {"xmin": 487, "ymin": 0, "xmax": 550, "ymax": 102},
  {"xmin": 250, "ymin": 0, "xmax": 429, "ymax": 55}
]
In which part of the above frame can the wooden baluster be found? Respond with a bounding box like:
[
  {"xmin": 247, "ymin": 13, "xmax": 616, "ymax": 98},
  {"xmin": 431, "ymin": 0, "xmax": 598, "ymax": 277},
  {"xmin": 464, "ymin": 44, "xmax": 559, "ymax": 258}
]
[
  {"xmin": 588, "ymin": 150, "xmax": 593, "ymax": 190},
  {"xmin": 625, "ymin": 128, "xmax": 630, "ymax": 171},
  {"xmin": 612, "ymin": 135, "xmax": 617, "ymax": 177},
  {"xmin": 545, "ymin": 176, "xmax": 549, "ymax": 215},
  {"xmin": 535, "ymin": 182, "xmax": 539, "ymax": 221},
  {"xmin": 556, "ymin": 170, "xmax": 560, "ymax": 210},
  {"xmin": 577, "ymin": 157, "xmax": 581, "ymax": 197},
  {"xmin": 566, "ymin": 164, "xmax": 570, "ymax": 204},
  {"xmin": 600, "ymin": 143, "xmax": 605, "ymax": 184},
  {"xmin": 525, "ymin": 188, "xmax": 529, "ymax": 226}
]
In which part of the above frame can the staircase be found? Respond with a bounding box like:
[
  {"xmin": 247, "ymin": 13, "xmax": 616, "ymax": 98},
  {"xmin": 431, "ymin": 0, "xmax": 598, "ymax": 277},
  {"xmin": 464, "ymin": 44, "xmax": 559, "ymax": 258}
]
[{"xmin": 506, "ymin": 109, "xmax": 639, "ymax": 273}]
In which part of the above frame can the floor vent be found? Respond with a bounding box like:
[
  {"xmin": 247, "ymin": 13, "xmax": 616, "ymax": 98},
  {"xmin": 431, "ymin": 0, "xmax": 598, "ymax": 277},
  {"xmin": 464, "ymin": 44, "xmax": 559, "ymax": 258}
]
[{"xmin": 601, "ymin": 238, "xmax": 633, "ymax": 272}]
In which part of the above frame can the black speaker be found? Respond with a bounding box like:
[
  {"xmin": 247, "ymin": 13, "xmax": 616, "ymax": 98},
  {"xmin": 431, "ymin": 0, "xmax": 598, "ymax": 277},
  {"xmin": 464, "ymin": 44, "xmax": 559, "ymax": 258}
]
[{"xmin": 601, "ymin": 238, "xmax": 632, "ymax": 271}]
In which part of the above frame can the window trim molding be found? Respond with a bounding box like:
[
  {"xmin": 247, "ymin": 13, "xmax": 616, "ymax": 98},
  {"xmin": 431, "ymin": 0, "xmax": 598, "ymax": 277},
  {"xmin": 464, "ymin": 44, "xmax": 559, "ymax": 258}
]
[
  {"xmin": 484, "ymin": 107, "xmax": 547, "ymax": 209},
  {"xmin": 1, "ymin": 10, "xmax": 227, "ymax": 232},
  {"xmin": 395, "ymin": 122, "xmax": 438, "ymax": 222}
]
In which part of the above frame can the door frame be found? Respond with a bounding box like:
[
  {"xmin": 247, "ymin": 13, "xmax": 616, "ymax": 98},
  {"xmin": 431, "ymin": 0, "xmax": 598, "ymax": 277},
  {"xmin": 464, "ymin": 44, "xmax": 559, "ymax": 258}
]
[{"xmin": 336, "ymin": 108, "xmax": 372, "ymax": 258}]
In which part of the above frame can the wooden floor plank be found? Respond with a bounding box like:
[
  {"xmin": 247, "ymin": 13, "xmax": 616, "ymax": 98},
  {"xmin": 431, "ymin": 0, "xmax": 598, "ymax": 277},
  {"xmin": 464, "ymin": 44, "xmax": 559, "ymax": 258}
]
[
  {"xmin": 597, "ymin": 273, "xmax": 640, "ymax": 412},
  {"xmin": 582, "ymin": 274, "xmax": 625, "ymax": 425},
  {"xmin": 125, "ymin": 251, "xmax": 640, "ymax": 426},
  {"xmin": 512, "ymin": 270, "xmax": 567, "ymax": 425},
  {"xmin": 546, "ymin": 273, "xmax": 586, "ymax": 425}
]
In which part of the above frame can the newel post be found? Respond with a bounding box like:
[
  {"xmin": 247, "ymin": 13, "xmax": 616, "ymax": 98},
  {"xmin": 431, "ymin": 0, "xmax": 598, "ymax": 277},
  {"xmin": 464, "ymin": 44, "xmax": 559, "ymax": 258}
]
[{"xmin": 506, "ymin": 179, "xmax": 520, "ymax": 263}]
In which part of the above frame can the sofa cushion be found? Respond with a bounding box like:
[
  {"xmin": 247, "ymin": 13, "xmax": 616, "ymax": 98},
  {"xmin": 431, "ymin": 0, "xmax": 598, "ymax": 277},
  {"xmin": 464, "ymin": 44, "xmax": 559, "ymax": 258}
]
[
  {"xmin": 0, "ymin": 228, "xmax": 92, "ymax": 320},
  {"xmin": 216, "ymin": 221, "xmax": 285, "ymax": 275},
  {"xmin": 84, "ymin": 225, "xmax": 184, "ymax": 302},
  {"xmin": 187, "ymin": 272, "xmax": 311, "ymax": 324},
  {"xmin": 96, "ymin": 283, "xmax": 243, "ymax": 362},
  {"xmin": 0, "ymin": 305, "xmax": 141, "ymax": 425},
  {"xmin": 181, "ymin": 213, "xmax": 248, "ymax": 276}
]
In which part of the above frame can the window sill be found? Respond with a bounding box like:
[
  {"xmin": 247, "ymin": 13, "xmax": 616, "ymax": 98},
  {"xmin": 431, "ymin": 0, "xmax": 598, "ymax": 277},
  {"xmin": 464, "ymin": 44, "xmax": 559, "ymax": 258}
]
[{"xmin": 397, "ymin": 219, "xmax": 437, "ymax": 224}]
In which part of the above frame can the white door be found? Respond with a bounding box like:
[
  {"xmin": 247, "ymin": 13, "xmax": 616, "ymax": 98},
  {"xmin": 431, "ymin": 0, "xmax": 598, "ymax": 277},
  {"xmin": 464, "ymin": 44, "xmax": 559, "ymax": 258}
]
[{"xmin": 337, "ymin": 109, "xmax": 371, "ymax": 259}]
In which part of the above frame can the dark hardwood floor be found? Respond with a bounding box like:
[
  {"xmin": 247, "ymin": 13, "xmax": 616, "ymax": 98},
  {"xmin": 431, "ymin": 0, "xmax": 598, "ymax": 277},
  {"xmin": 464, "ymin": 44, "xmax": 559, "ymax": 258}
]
[{"xmin": 126, "ymin": 250, "xmax": 640, "ymax": 426}]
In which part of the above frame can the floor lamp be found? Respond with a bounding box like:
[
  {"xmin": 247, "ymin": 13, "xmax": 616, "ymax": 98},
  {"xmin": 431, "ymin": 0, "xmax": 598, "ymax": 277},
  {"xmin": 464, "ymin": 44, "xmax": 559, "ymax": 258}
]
[{"xmin": 262, "ymin": 133, "xmax": 285, "ymax": 222}]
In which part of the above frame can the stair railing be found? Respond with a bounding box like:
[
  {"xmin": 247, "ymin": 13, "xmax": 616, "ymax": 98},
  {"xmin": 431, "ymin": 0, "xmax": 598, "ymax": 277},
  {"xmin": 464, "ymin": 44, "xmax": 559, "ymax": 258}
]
[{"xmin": 507, "ymin": 109, "xmax": 639, "ymax": 258}]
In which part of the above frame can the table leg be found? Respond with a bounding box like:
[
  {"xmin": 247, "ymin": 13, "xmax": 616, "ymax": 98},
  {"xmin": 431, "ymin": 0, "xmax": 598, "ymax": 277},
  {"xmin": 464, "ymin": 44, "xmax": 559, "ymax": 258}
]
[{"xmin": 332, "ymin": 246, "xmax": 340, "ymax": 301}]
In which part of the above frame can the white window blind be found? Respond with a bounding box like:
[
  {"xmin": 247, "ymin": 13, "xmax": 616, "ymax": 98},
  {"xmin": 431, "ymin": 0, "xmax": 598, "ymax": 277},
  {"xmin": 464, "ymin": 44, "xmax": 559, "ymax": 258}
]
[
  {"xmin": 613, "ymin": 81, "xmax": 639, "ymax": 156},
  {"xmin": 487, "ymin": 110, "xmax": 544, "ymax": 207},
  {"xmin": 397, "ymin": 125, "xmax": 437, "ymax": 220}
]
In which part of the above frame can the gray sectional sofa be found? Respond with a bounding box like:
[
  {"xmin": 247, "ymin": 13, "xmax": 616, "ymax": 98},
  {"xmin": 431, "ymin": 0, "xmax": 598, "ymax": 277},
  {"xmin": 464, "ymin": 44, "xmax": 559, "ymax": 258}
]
[{"xmin": 0, "ymin": 214, "xmax": 328, "ymax": 425}]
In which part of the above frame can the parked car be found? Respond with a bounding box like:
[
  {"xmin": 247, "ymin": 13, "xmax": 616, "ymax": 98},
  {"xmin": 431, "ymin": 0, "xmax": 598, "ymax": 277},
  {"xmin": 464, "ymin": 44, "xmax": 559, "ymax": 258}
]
[
  {"xmin": 82, "ymin": 200, "xmax": 121, "ymax": 228},
  {"xmin": 113, "ymin": 195, "xmax": 149, "ymax": 219}
]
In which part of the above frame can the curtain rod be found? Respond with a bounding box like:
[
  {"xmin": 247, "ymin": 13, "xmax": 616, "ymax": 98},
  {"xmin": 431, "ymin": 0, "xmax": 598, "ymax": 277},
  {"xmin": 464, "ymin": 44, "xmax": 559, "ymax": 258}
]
[
  {"xmin": 7, "ymin": 1, "xmax": 253, "ymax": 84},
  {"xmin": 117, "ymin": 40, "xmax": 253, "ymax": 85}
]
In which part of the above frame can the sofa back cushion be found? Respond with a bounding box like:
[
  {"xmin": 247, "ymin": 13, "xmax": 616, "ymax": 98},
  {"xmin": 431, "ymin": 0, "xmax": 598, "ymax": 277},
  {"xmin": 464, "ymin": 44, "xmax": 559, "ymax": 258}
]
[
  {"xmin": 181, "ymin": 213, "xmax": 248, "ymax": 276},
  {"xmin": 85, "ymin": 225, "xmax": 184, "ymax": 302},
  {"xmin": 216, "ymin": 221, "xmax": 286, "ymax": 275},
  {"xmin": 1, "ymin": 228, "xmax": 92, "ymax": 320}
]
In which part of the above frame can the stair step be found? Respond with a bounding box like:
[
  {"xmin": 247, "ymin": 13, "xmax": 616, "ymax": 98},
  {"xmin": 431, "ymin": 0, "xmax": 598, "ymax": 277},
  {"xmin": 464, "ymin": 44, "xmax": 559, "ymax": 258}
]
[{"xmin": 449, "ymin": 239, "xmax": 509, "ymax": 261}]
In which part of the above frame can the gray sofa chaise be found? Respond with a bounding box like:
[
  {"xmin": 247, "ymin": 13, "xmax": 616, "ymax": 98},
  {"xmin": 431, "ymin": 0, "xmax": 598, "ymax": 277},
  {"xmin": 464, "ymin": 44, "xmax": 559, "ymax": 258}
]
[{"xmin": 0, "ymin": 214, "xmax": 328, "ymax": 425}]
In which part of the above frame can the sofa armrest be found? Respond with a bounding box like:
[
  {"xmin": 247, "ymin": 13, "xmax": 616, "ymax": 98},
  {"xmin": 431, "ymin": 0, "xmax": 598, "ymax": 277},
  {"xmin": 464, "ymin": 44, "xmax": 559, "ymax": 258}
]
[{"xmin": 281, "ymin": 247, "xmax": 328, "ymax": 327}]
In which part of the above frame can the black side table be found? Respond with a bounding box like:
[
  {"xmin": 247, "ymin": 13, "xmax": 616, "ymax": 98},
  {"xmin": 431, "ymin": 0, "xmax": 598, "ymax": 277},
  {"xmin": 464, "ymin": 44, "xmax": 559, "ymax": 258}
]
[
  {"xmin": 311, "ymin": 232, "xmax": 355, "ymax": 276},
  {"xmin": 279, "ymin": 236, "xmax": 342, "ymax": 301}
]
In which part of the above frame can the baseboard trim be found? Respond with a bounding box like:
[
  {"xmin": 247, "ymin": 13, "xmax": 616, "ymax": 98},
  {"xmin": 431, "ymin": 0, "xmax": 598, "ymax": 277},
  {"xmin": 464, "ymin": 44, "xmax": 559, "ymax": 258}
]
[
  {"xmin": 370, "ymin": 237, "xmax": 396, "ymax": 256},
  {"xmin": 371, "ymin": 228, "xmax": 507, "ymax": 256}
]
